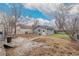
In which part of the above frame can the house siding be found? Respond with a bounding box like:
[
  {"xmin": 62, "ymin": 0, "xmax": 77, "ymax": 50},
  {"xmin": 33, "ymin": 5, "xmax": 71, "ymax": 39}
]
[
  {"xmin": 33, "ymin": 26, "xmax": 54, "ymax": 35},
  {"xmin": 34, "ymin": 28, "xmax": 47, "ymax": 35}
]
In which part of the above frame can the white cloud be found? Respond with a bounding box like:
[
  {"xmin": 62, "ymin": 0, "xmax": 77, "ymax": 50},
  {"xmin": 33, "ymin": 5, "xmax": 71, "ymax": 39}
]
[
  {"xmin": 22, "ymin": 3, "xmax": 62, "ymax": 14},
  {"xmin": 18, "ymin": 16, "xmax": 50, "ymax": 26},
  {"xmin": 18, "ymin": 15, "xmax": 56, "ymax": 27},
  {"xmin": 69, "ymin": 5, "xmax": 79, "ymax": 14},
  {"xmin": 36, "ymin": 18, "xmax": 50, "ymax": 25},
  {"xmin": 23, "ymin": 3, "xmax": 79, "ymax": 16}
]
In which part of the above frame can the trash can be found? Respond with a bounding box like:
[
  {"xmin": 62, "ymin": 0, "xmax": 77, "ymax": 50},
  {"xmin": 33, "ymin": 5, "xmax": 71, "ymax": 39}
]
[{"xmin": 7, "ymin": 37, "xmax": 12, "ymax": 43}]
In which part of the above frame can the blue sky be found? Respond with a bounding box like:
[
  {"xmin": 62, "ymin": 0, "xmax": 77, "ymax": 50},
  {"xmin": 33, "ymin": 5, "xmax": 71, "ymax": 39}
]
[{"xmin": 0, "ymin": 3, "xmax": 52, "ymax": 20}]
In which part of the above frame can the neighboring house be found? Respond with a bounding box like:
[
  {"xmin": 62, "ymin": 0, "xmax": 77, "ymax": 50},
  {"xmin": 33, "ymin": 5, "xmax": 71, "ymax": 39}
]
[
  {"xmin": 16, "ymin": 23, "xmax": 54, "ymax": 35},
  {"xmin": 0, "ymin": 24, "xmax": 4, "ymax": 40},
  {"xmin": 33, "ymin": 25, "xmax": 54, "ymax": 35},
  {"xmin": 16, "ymin": 24, "xmax": 33, "ymax": 34}
]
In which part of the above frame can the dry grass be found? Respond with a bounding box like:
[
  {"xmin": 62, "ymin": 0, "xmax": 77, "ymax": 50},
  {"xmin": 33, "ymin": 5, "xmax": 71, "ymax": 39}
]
[
  {"xmin": 25, "ymin": 38, "xmax": 79, "ymax": 56},
  {"xmin": 5, "ymin": 35, "xmax": 79, "ymax": 56},
  {"xmin": 16, "ymin": 34, "xmax": 39, "ymax": 39}
]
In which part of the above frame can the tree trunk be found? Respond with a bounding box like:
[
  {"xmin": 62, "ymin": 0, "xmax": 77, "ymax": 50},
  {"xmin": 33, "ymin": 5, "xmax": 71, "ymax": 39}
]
[{"xmin": 69, "ymin": 34, "xmax": 77, "ymax": 41}]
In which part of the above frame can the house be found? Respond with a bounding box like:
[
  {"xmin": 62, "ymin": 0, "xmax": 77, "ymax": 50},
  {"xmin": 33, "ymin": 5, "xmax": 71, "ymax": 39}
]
[
  {"xmin": 33, "ymin": 25, "xmax": 54, "ymax": 35},
  {"xmin": 16, "ymin": 24, "xmax": 33, "ymax": 34},
  {"xmin": 16, "ymin": 23, "xmax": 54, "ymax": 35},
  {"xmin": 0, "ymin": 24, "xmax": 4, "ymax": 40}
]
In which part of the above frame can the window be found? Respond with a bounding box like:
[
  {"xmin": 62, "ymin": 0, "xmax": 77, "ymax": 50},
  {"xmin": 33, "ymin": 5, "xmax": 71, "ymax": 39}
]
[
  {"xmin": 0, "ymin": 32, "xmax": 3, "ymax": 34},
  {"xmin": 38, "ymin": 29, "xmax": 40, "ymax": 32},
  {"xmin": 39, "ymin": 33, "xmax": 41, "ymax": 35},
  {"xmin": 43, "ymin": 30, "xmax": 45, "ymax": 32}
]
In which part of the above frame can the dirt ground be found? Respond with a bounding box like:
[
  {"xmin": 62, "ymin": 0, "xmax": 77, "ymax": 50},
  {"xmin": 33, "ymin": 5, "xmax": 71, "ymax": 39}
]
[
  {"xmin": 16, "ymin": 34, "xmax": 39, "ymax": 39},
  {"xmin": 4, "ymin": 34, "xmax": 79, "ymax": 56},
  {"xmin": 0, "ymin": 34, "xmax": 79, "ymax": 56}
]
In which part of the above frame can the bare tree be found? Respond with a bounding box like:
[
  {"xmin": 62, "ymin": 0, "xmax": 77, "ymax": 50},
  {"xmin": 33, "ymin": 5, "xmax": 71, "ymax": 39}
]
[
  {"xmin": 55, "ymin": 4, "xmax": 79, "ymax": 40},
  {"xmin": 0, "ymin": 4, "xmax": 22, "ymax": 40},
  {"xmin": 23, "ymin": 3, "xmax": 79, "ymax": 40},
  {"xmin": 10, "ymin": 3, "xmax": 22, "ymax": 37},
  {"xmin": 0, "ymin": 12, "xmax": 7, "ymax": 40},
  {"xmin": 32, "ymin": 20, "xmax": 39, "ymax": 27},
  {"xmin": 0, "ymin": 13, "xmax": 14, "ymax": 39}
]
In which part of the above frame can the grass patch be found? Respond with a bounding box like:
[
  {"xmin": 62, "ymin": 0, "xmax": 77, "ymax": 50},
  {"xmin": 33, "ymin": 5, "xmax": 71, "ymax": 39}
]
[{"xmin": 49, "ymin": 33, "xmax": 70, "ymax": 40}]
